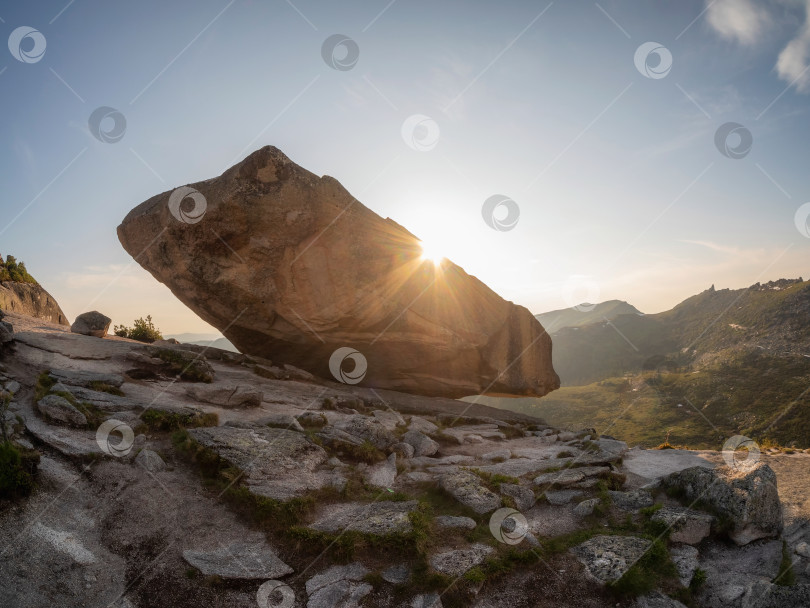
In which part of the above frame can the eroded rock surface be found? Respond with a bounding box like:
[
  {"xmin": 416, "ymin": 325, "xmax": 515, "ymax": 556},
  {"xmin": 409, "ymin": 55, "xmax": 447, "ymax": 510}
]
[
  {"xmin": 571, "ymin": 535, "xmax": 653, "ymax": 584},
  {"xmin": 188, "ymin": 425, "xmax": 329, "ymax": 501},
  {"xmin": 181, "ymin": 542, "xmax": 293, "ymax": 580},
  {"xmin": 662, "ymin": 463, "xmax": 783, "ymax": 545}
]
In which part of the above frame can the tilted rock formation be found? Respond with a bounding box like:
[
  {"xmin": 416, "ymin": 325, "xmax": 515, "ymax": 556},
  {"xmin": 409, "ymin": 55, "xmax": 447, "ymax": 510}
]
[
  {"xmin": 117, "ymin": 146, "xmax": 559, "ymax": 398},
  {"xmin": 0, "ymin": 281, "xmax": 68, "ymax": 325}
]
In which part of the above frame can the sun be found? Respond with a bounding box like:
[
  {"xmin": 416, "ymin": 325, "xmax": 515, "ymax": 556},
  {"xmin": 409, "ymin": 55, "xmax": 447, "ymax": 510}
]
[{"xmin": 419, "ymin": 240, "xmax": 445, "ymax": 265}]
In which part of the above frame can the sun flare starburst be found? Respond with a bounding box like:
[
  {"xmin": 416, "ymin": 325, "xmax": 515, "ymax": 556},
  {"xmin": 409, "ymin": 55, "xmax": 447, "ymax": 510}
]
[{"xmin": 419, "ymin": 240, "xmax": 445, "ymax": 265}]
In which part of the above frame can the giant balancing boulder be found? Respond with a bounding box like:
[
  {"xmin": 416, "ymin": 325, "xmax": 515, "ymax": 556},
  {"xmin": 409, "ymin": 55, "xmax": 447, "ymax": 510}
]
[{"xmin": 117, "ymin": 146, "xmax": 559, "ymax": 398}]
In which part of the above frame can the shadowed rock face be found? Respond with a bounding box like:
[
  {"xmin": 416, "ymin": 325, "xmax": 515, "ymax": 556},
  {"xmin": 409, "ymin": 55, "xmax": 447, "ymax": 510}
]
[
  {"xmin": 117, "ymin": 146, "xmax": 559, "ymax": 398},
  {"xmin": 0, "ymin": 281, "xmax": 68, "ymax": 325}
]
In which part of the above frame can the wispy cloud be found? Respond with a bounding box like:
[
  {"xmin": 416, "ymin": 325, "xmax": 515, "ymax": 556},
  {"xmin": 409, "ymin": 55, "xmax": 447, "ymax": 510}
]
[
  {"xmin": 776, "ymin": 0, "xmax": 810, "ymax": 92},
  {"xmin": 680, "ymin": 239, "xmax": 766, "ymax": 259},
  {"xmin": 706, "ymin": 0, "xmax": 772, "ymax": 45}
]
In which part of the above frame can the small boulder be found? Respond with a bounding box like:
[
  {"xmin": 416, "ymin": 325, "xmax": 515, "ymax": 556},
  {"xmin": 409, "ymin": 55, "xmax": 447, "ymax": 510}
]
[
  {"xmin": 70, "ymin": 311, "xmax": 112, "ymax": 338},
  {"xmin": 670, "ymin": 544, "xmax": 699, "ymax": 587},
  {"xmin": 430, "ymin": 544, "xmax": 494, "ymax": 577},
  {"xmin": 182, "ymin": 542, "xmax": 293, "ymax": 580},
  {"xmin": 609, "ymin": 489, "xmax": 655, "ymax": 512},
  {"xmin": 297, "ymin": 411, "xmax": 327, "ymax": 427},
  {"xmin": 305, "ymin": 563, "xmax": 372, "ymax": 608},
  {"xmin": 651, "ymin": 507, "xmax": 714, "ymax": 545},
  {"xmin": 402, "ymin": 429, "xmax": 439, "ymax": 457},
  {"xmin": 500, "ymin": 483, "xmax": 536, "ymax": 512},
  {"xmin": 372, "ymin": 409, "xmax": 406, "ymax": 430},
  {"xmin": 573, "ymin": 498, "xmax": 600, "ymax": 517},
  {"xmin": 439, "ymin": 470, "xmax": 501, "ymax": 514},
  {"xmin": 409, "ymin": 416, "xmax": 439, "ymax": 435},
  {"xmin": 135, "ymin": 448, "xmax": 166, "ymax": 473},
  {"xmin": 661, "ymin": 463, "xmax": 782, "ymax": 545},
  {"xmin": 544, "ymin": 490, "xmax": 583, "ymax": 506},
  {"xmin": 36, "ymin": 395, "xmax": 87, "ymax": 427},
  {"xmin": 333, "ymin": 415, "xmax": 396, "ymax": 449},
  {"xmin": 391, "ymin": 442, "xmax": 415, "ymax": 459}
]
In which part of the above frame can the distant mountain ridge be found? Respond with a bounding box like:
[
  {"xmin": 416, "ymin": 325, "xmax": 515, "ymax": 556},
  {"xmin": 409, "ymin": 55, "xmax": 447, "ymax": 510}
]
[
  {"xmin": 165, "ymin": 333, "xmax": 239, "ymax": 353},
  {"xmin": 484, "ymin": 278, "xmax": 810, "ymax": 449},
  {"xmin": 548, "ymin": 278, "xmax": 809, "ymax": 386},
  {"xmin": 535, "ymin": 300, "xmax": 642, "ymax": 334}
]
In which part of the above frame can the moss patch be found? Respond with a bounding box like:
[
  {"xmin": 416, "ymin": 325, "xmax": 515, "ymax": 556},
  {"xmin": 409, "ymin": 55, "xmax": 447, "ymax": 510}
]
[{"xmin": 141, "ymin": 408, "xmax": 218, "ymax": 432}]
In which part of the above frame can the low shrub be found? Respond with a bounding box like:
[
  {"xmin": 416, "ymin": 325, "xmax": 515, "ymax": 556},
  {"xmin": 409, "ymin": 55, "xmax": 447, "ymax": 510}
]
[
  {"xmin": 114, "ymin": 315, "xmax": 163, "ymax": 343},
  {"xmin": 0, "ymin": 441, "xmax": 39, "ymax": 499}
]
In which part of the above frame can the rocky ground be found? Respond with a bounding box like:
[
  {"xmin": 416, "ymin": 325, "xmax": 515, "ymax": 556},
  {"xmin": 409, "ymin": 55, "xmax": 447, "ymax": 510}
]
[{"xmin": 1, "ymin": 310, "xmax": 810, "ymax": 608}]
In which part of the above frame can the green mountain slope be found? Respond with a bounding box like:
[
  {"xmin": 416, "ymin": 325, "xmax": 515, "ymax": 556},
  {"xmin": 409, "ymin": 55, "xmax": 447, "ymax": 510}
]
[
  {"xmin": 474, "ymin": 278, "xmax": 810, "ymax": 449},
  {"xmin": 548, "ymin": 278, "xmax": 810, "ymax": 386},
  {"xmin": 534, "ymin": 299, "xmax": 642, "ymax": 333}
]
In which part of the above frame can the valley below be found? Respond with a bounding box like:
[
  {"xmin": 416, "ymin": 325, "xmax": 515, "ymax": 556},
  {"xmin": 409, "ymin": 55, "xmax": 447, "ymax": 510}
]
[{"xmin": 477, "ymin": 279, "xmax": 810, "ymax": 451}]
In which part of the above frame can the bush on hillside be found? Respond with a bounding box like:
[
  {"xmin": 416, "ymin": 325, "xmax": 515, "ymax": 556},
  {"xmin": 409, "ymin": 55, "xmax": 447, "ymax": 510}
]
[
  {"xmin": 114, "ymin": 315, "xmax": 164, "ymax": 343},
  {"xmin": 0, "ymin": 255, "xmax": 37, "ymax": 284}
]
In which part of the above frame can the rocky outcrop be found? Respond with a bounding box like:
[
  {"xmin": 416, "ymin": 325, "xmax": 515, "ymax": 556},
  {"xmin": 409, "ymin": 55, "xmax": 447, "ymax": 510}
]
[
  {"xmin": 571, "ymin": 535, "xmax": 653, "ymax": 584},
  {"xmin": 429, "ymin": 544, "xmax": 494, "ymax": 577},
  {"xmin": 185, "ymin": 384, "xmax": 262, "ymax": 408},
  {"xmin": 187, "ymin": 426, "xmax": 330, "ymax": 501},
  {"xmin": 309, "ymin": 501, "xmax": 419, "ymax": 535},
  {"xmin": 0, "ymin": 281, "xmax": 68, "ymax": 325},
  {"xmin": 181, "ymin": 542, "xmax": 292, "ymax": 580},
  {"xmin": 661, "ymin": 463, "xmax": 783, "ymax": 545},
  {"xmin": 117, "ymin": 146, "xmax": 559, "ymax": 398}
]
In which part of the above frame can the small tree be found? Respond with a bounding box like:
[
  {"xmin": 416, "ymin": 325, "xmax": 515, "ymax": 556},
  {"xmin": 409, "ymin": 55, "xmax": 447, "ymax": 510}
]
[
  {"xmin": 114, "ymin": 315, "xmax": 164, "ymax": 343},
  {"xmin": 0, "ymin": 255, "xmax": 37, "ymax": 284}
]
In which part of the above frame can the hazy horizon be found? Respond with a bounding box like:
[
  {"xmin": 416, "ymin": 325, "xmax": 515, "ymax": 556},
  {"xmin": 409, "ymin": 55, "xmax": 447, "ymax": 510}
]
[{"xmin": 3, "ymin": 0, "xmax": 810, "ymax": 333}]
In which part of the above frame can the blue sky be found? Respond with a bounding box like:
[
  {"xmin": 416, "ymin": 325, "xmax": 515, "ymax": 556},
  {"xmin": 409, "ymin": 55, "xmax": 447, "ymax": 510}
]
[{"xmin": 1, "ymin": 0, "xmax": 809, "ymax": 333}]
